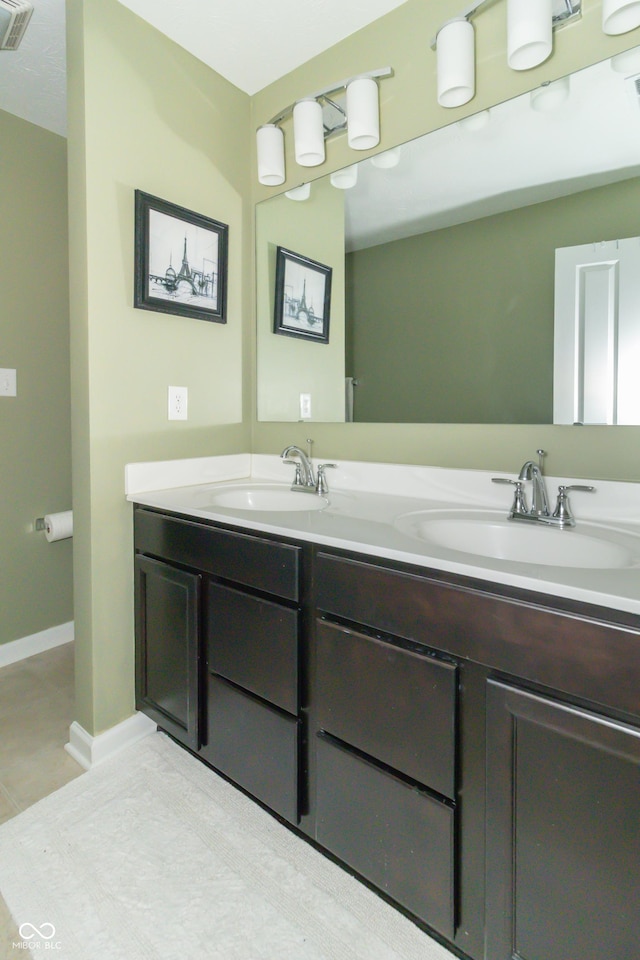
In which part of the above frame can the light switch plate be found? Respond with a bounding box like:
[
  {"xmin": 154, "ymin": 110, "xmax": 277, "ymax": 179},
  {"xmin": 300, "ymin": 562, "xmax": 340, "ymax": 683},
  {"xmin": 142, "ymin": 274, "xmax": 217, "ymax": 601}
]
[
  {"xmin": 0, "ymin": 369, "xmax": 17, "ymax": 397},
  {"xmin": 299, "ymin": 393, "xmax": 311, "ymax": 419}
]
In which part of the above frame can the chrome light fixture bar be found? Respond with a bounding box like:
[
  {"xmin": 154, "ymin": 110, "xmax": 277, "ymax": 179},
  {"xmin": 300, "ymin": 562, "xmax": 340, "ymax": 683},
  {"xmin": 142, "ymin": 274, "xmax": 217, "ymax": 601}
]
[{"xmin": 256, "ymin": 66, "xmax": 393, "ymax": 186}]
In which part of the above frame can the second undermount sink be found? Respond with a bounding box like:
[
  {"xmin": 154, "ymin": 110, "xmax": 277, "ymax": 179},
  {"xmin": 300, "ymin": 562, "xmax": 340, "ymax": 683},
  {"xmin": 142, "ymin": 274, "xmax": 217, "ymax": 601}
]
[
  {"xmin": 394, "ymin": 509, "xmax": 640, "ymax": 569},
  {"xmin": 202, "ymin": 483, "xmax": 328, "ymax": 512}
]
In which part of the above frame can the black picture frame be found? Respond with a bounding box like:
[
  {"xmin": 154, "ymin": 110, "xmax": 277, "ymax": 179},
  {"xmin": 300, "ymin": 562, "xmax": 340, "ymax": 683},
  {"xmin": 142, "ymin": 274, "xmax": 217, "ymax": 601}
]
[
  {"xmin": 134, "ymin": 190, "xmax": 228, "ymax": 323},
  {"xmin": 273, "ymin": 246, "xmax": 332, "ymax": 343}
]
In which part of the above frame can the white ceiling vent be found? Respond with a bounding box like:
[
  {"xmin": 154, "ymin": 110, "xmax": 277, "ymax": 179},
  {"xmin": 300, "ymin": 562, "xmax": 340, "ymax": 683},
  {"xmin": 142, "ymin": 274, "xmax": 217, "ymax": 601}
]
[{"xmin": 0, "ymin": 0, "xmax": 33, "ymax": 51}]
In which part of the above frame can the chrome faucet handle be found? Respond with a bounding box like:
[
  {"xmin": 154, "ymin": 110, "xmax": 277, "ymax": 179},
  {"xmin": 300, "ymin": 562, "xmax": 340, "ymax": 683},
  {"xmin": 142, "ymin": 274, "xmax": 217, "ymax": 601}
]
[
  {"xmin": 492, "ymin": 477, "xmax": 528, "ymax": 516},
  {"xmin": 282, "ymin": 458, "xmax": 304, "ymax": 486},
  {"xmin": 552, "ymin": 484, "xmax": 595, "ymax": 527},
  {"xmin": 316, "ymin": 463, "xmax": 337, "ymax": 495}
]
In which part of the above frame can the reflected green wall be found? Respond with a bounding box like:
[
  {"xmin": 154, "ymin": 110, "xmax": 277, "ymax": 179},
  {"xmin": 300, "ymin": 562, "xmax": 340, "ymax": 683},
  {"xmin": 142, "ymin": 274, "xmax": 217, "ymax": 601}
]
[
  {"xmin": 256, "ymin": 179, "xmax": 345, "ymax": 422},
  {"xmin": 347, "ymin": 175, "xmax": 640, "ymax": 424},
  {"xmin": 67, "ymin": 0, "xmax": 251, "ymax": 734},
  {"xmin": 251, "ymin": 0, "xmax": 640, "ymax": 481},
  {"xmin": 0, "ymin": 111, "xmax": 72, "ymax": 645}
]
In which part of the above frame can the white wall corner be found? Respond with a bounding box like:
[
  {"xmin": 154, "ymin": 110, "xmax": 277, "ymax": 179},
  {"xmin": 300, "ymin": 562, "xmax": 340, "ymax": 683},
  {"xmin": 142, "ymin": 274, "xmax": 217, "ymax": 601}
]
[
  {"xmin": 0, "ymin": 621, "xmax": 74, "ymax": 669},
  {"xmin": 66, "ymin": 712, "xmax": 157, "ymax": 770}
]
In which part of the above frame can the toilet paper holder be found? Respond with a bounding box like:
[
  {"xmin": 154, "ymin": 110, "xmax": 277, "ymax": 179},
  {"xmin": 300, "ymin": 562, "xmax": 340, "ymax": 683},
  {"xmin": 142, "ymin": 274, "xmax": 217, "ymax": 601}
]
[{"xmin": 34, "ymin": 511, "xmax": 74, "ymax": 541}]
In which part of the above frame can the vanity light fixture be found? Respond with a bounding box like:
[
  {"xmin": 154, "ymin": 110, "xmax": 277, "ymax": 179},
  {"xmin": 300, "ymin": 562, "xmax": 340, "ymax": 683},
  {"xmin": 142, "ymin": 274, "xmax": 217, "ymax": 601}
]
[
  {"xmin": 256, "ymin": 124, "xmax": 286, "ymax": 186},
  {"xmin": 330, "ymin": 164, "xmax": 359, "ymax": 189},
  {"xmin": 293, "ymin": 98, "xmax": 325, "ymax": 167},
  {"xmin": 602, "ymin": 0, "xmax": 640, "ymax": 34},
  {"xmin": 431, "ymin": 0, "xmax": 587, "ymax": 109},
  {"xmin": 284, "ymin": 183, "xmax": 311, "ymax": 201},
  {"xmin": 346, "ymin": 76, "xmax": 381, "ymax": 149},
  {"xmin": 530, "ymin": 75, "xmax": 570, "ymax": 110},
  {"xmin": 437, "ymin": 18, "xmax": 476, "ymax": 107},
  {"xmin": 507, "ymin": 0, "xmax": 553, "ymax": 71},
  {"xmin": 457, "ymin": 108, "xmax": 490, "ymax": 131},
  {"xmin": 370, "ymin": 145, "xmax": 402, "ymax": 168},
  {"xmin": 256, "ymin": 67, "xmax": 393, "ymax": 186},
  {"xmin": 610, "ymin": 44, "xmax": 640, "ymax": 71}
]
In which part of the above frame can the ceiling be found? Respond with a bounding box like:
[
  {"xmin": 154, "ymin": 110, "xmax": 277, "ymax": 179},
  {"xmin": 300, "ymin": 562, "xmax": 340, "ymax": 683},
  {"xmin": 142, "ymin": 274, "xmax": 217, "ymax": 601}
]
[
  {"xmin": 344, "ymin": 47, "xmax": 640, "ymax": 249},
  {"xmin": 0, "ymin": 0, "xmax": 408, "ymax": 136}
]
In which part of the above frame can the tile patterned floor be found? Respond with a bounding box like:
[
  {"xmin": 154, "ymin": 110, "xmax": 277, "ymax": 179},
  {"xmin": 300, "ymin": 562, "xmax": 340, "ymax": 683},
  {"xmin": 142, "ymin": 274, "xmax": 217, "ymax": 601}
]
[{"xmin": 0, "ymin": 642, "xmax": 83, "ymax": 954}]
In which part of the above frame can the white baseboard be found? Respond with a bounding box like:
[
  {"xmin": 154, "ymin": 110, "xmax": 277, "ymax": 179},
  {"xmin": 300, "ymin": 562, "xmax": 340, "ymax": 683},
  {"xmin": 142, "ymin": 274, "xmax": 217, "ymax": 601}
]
[
  {"xmin": 0, "ymin": 621, "xmax": 74, "ymax": 669},
  {"xmin": 65, "ymin": 713, "xmax": 157, "ymax": 770}
]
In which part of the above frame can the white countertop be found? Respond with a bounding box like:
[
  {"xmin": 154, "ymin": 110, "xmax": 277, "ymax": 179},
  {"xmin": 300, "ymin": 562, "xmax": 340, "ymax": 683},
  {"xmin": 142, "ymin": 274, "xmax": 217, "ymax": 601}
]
[{"xmin": 126, "ymin": 454, "xmax": 640, "ymax": 618}]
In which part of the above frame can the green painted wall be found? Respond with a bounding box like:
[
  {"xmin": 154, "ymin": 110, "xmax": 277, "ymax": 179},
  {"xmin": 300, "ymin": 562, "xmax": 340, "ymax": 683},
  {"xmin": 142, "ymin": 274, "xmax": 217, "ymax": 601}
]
[
  {"xmin": 0, "ymin": 110, "xmax": 73, "ymax": 646},
  {"xmin": 250, "ymin": 0, "xmax": 640, "ymax": 481},
  {"xmin": 347, "ymin": 175, "xmax": 640, "ymax": 424},
  {"xmin": 67, "ymin": 0, "xmax": 252, "ymax": 734}
]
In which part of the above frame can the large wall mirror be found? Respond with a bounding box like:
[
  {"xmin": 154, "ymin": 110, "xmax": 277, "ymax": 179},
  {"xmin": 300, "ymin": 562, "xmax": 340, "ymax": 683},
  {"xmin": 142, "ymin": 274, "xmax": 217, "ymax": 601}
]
[{"xmin": 256, "ymin": 47, "xmax": 640, "ymax": 424}]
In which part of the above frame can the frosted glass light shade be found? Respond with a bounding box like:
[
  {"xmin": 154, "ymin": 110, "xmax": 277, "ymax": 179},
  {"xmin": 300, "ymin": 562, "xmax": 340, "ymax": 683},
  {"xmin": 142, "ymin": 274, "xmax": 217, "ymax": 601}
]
[
  {"xmin": 603, "ymin": 0, "xmax": 640, "ymax": 34},
  {"xmin": 293, "ymin": 99, "xmax": 325, "ymax": 167},
  {"xmin": 530, "ymin": 76, "xmax": 570, "ymax": 112},
  {"xmin": 370, "ymin": 146, "xmax": 402, "ymax": 169},
  {"xmin": 256, "ymin": 124, "xmax": 285, "ymax": 186},
  {"xmin": 437, "ymin": 19, "xmax": 475, "ymax": 108},
  {"xmin": 507, "ymin": 0, "xmax": 552, "ymax": 71},
  {"xmin": 330, "ymin": 164, "xmax": 359, "ymax": 189},
  {"xmin": 610, "ymin": 46, "xmax": 640, "ymax": 73},
  {"xmin": 346, "ymin": 77, "xmax": 380, "ymax": 150},
  {"xmin": 457, "ymin": 109, "xmax": 490, "ymax": 132},
  {"xmin": 285, "ymin": 183, "xmax": 311, "ymax": 201}
]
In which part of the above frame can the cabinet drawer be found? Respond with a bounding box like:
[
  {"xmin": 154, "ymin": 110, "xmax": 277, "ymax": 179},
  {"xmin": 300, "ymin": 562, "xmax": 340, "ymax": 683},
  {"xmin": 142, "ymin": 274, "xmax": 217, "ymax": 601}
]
[
  {"xmin": 207, "ymin": 581, "xmax": 298, "ymax": 715},
  {"xmin": 134, "ymin": 508, "xmax": 300, "ymax": 600},
  {"xmin": 202, "ymin": 675, "xmax": 300, "ymax": 824},
  {"xmin": 315, "ymin": 620, "xmax": 457, "ymax": 799},
  {"xmin": 315, "ymin": 733, "xmax": 455, "ymax": 940}
]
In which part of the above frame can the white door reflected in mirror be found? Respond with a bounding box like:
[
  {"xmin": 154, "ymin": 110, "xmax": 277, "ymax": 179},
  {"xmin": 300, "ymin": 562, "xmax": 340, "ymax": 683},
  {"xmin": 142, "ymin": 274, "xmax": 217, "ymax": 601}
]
[{"xmin": 554, "ymin": 236, "xmax": 640, "ymax": 424}]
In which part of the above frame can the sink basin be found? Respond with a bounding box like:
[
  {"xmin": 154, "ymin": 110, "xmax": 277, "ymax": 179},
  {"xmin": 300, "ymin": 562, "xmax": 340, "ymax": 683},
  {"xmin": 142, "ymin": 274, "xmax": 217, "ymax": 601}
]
[
  {"xmin": 394, "ymin": 510, "xmax": 640, "ymax": 569},
  {"xmin": 202, "ymin": 483, "xmax": 328, "ymax": 512}
]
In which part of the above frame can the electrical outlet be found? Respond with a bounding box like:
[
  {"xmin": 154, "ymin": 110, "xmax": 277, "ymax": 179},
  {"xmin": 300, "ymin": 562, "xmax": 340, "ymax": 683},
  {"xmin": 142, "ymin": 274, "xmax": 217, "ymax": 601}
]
[
  {"xmin": 299, "ymin": 393, "xmax": 311, "ymax": 419},
  {"xmin": 0, "ymin": 368, "xmax": 17, "ymax": 397},
  {"xmin": 168, "ymin": 385, "xmax": 188, "ymax": 420}
]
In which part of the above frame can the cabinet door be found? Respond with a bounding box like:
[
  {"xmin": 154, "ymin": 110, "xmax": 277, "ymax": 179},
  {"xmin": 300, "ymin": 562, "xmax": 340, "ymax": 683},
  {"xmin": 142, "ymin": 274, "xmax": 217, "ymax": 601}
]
[
  {"xmin": 486, "ymin": 680, "xmax": 640, "ymax": 960},
  {"xmin": 135, "ymin": 555, "xmax": 200, "ymax": 750}
]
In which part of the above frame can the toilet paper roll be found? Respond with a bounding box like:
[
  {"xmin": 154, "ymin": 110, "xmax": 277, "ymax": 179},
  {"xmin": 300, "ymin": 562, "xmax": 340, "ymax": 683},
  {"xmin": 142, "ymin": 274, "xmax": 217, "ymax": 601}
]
[{"xmin": 44, "ymin": 511, "xmax": 73, "ymax": 542}]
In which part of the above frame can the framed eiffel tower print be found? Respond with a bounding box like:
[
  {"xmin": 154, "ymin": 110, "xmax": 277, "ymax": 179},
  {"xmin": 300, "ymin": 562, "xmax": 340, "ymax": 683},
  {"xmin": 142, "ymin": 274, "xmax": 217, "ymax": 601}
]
[
  {"xmin": 273, "ymin": 246, "xmax": 332, "ymax": 343},
  {"xmin": 134, "ymin": 191, "xmax": 228, "ymax": 323}
]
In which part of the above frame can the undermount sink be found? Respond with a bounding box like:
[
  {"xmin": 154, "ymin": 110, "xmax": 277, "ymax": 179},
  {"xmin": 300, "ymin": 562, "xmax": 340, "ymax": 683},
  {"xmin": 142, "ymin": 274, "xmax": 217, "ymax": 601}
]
[
  {"xmin": 202, "ymin": 483, "xmax": 328, "ymax": 512},
  {"xmin": 394, "ymin": 509, "xmax": 640, "ymax": 569}
]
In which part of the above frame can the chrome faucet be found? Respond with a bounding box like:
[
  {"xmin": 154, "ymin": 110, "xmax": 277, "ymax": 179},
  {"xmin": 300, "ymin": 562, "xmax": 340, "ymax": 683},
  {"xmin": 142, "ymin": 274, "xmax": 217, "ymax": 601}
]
[
  {"xmin": 518, "ymin": 454, "xmax": 550, "ymax": 517},
  {"xmin": 492, "ymin": 448, "xmax": 595, "ymax": 528},
  {"xmin": 281, "ymin": 444, "xmax": 316, "ymax": 490},
  {"xmin": 280, "ymin": 439, "xmax": 337, "ymax": 495}
]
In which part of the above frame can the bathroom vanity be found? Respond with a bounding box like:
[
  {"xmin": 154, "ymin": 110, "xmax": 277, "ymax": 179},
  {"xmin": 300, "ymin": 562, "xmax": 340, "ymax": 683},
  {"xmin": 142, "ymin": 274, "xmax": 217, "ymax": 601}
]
[{"xmin": 128, "ymin": 455, "xmax": 640, "ymax": 960}]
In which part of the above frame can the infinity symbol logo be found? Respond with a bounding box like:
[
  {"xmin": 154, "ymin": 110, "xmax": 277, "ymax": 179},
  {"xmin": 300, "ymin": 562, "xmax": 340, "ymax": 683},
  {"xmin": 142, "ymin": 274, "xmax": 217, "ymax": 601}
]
[{"xmin": 18, "ymin": 922, "xmax": 56, "ymax": 940}]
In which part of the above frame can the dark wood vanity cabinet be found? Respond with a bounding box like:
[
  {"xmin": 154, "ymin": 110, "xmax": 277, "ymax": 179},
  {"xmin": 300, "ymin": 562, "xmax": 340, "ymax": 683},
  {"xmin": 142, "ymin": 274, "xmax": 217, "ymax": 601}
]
[
  {"xmin": 134, "ymin": 507, "xmax": 640, "ymax": 960},
  {"xmin": 485, "ymin": 680, "xmax": 640, "ymax": 960},
  {"xmin": 134, "ymin": 506, "xmax": 303, "ymax": 824},
  {"xmin": 311, "ymin": 549, "xmax": 640, "ymax": 959}
]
